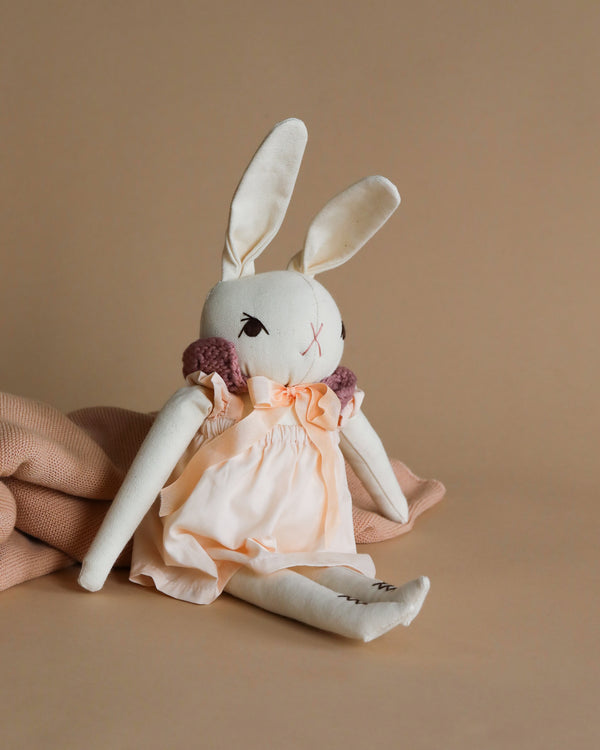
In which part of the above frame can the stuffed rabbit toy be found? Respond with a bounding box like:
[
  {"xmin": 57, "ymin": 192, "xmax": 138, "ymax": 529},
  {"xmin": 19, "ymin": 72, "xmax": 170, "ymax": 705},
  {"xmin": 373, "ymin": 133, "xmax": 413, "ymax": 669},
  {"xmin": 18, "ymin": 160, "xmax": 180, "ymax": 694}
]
[{"xmin": 79, "ymin": 118, "xmax": 430, "ymax": 642}]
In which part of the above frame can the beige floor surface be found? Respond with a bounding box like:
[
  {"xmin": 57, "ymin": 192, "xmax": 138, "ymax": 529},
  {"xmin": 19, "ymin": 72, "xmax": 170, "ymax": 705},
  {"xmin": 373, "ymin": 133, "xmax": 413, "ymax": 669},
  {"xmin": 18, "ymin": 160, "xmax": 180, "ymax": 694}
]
[{"xmin": 1, "ymin": 476, "xmax": 596, "ymax": 750}]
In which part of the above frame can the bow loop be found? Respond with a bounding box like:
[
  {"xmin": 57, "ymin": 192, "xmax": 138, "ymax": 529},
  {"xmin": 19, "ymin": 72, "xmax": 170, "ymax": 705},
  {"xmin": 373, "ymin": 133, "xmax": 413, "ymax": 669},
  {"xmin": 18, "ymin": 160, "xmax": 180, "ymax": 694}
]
[{"xmin": 247, "ymin": 377, "xmax": 340, "ymax": 431}]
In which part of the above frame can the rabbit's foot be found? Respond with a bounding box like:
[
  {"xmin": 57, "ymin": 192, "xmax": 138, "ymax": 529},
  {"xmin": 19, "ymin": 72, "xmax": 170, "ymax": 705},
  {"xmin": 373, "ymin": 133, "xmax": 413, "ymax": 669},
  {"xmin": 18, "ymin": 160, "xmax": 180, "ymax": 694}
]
[
  {"xmin": 385, "ymin": 576, "xmax": 430, "ymax": 626},
  {"xmin": 366, "ymin": 575, "xmax": 430, "ymax": 625},
  {"xmin": 302, "ymin": 565, "xmax": 430, "ymax": 622},
  {"xmin": 225, "ymin": 567, "xmax": 426, "ymax": 641}
]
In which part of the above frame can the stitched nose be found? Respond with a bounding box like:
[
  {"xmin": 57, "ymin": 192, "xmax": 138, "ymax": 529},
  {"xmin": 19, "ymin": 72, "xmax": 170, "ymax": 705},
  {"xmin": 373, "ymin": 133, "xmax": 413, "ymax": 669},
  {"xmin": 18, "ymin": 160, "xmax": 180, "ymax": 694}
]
[{"xmin": 301, "ymin": 323, "xmax": 323, "ymax": 357}]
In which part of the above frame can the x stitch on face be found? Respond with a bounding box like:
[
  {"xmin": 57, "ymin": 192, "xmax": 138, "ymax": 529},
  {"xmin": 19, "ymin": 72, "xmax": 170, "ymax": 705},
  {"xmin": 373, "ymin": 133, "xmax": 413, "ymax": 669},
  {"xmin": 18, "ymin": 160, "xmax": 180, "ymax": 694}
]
[{"xmin": 301, "ymin": 322, "xmax": 324, "ymax": 357}]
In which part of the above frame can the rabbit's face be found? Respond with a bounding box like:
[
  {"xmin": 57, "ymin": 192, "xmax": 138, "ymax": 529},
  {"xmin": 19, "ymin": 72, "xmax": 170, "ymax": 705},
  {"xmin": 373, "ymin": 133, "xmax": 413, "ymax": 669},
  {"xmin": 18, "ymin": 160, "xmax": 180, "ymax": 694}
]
[
  {"xmin": 204, "ymin": 117, "xmax": 400, "ymax": 386},
  {"xmin": 200, "ymin": 270, "xmax": 344, "ymax": 386}
]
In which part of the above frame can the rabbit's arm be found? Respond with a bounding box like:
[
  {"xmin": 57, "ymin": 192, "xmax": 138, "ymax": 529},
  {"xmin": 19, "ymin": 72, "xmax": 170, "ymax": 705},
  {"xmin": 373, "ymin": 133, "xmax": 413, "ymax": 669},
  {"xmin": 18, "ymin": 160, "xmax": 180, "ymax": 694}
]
[
  {"xmin": 340, "ymin": 410, "xmax": 409, "ymax": 523},
  {"xmin": 78, "ymin": 386, "xmax": 212, "ymax": 592}
]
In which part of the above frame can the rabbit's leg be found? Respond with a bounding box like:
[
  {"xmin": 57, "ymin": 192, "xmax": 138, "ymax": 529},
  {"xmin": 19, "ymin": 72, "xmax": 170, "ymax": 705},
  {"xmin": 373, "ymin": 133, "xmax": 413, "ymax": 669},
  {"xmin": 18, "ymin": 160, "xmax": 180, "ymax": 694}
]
[
  {"xmin": 301, "ymin": 567, "xmax": 430, "ymax": 626},
  {"xmin": 225, "ymin": 567, "xmax": 417, "ymax": 642}
]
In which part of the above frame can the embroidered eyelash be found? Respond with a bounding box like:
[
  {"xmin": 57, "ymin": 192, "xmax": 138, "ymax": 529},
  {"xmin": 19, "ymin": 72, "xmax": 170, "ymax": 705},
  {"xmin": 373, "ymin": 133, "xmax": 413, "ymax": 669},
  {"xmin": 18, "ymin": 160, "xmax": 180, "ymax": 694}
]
[{"xmin": 238, "ymin": 313, "xmax": 269, "ymax": 338}]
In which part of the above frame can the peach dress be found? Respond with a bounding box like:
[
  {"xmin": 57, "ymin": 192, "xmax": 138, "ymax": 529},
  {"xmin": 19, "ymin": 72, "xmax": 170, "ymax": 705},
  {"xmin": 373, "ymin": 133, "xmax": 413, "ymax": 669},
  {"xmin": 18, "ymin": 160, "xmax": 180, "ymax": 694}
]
[{"xmin": 129, "ymin": 371, "xmax": 375, "ymax": 604}]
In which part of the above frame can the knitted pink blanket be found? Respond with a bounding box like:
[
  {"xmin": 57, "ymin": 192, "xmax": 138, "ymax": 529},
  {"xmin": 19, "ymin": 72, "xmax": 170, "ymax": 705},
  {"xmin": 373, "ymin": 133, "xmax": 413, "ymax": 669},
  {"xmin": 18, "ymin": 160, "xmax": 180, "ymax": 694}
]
[{"xmin": 0, "ymin": 392, "xmax": 445, "ymax": 591}]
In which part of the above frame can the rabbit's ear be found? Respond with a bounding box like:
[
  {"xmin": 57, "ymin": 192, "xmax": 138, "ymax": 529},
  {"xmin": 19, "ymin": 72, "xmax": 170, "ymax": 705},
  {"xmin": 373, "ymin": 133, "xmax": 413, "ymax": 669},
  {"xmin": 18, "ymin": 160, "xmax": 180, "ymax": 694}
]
[
  {"xmin": 287, "ymin": 176, "xmax": 400, "ymax": 277},
  {"xmin": 222, "ymin": 118, "xmax": 308, "ymax": 281}
]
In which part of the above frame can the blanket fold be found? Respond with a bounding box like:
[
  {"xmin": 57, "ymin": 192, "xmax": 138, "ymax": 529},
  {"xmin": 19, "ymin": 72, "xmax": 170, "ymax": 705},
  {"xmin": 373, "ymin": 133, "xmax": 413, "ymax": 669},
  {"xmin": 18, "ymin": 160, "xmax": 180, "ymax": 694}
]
[{"xmin": 0, "ymin": 392, "xmax": 445, "ymax": 592}]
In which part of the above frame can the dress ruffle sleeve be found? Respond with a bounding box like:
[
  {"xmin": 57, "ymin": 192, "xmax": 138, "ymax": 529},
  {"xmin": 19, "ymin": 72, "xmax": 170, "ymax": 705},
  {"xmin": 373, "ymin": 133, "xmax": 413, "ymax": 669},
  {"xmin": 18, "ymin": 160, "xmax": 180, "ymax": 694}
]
[{"xmin": 338, "ymin": 388, "xmax": 365, "ymax": 428}]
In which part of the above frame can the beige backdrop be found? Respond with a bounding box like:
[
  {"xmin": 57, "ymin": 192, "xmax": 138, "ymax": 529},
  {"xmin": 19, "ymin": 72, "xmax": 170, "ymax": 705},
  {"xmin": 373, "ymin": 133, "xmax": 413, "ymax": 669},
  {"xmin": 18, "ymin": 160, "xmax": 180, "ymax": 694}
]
[{"xmin": 1, "ymin": 2, "xmax": 598, "ymax": 749}]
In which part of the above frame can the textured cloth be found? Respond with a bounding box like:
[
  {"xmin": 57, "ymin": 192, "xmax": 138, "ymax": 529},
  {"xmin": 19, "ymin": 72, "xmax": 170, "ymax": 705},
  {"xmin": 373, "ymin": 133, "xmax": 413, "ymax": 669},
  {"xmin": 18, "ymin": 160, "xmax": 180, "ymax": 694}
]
[{"xmin": 0, "ymin": 391, "xmax": 445, "ymax": 592}]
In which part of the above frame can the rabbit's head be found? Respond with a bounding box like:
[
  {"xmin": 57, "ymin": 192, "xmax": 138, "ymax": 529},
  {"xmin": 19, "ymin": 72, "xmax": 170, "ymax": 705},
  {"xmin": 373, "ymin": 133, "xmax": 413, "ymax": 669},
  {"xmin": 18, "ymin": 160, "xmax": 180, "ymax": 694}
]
[{"xmin": 198, "ymin": 118, "xmax": 400, "ymax": 387}]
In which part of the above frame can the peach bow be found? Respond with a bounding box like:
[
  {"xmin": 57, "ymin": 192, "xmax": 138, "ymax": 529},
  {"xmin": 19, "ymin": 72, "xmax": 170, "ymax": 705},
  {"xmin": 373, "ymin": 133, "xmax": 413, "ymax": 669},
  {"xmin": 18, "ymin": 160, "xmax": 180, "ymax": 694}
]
[{"xmin": 247, "ymin": 377, "xmax": 341, "ymax": 431}]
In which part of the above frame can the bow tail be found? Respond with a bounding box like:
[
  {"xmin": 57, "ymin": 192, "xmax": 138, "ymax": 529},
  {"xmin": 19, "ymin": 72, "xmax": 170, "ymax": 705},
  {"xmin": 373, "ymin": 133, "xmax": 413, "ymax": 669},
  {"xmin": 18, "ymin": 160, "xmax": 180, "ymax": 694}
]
[{"xmin": 295, "ymin": 395, "xmax": 341, "ymax": 546}]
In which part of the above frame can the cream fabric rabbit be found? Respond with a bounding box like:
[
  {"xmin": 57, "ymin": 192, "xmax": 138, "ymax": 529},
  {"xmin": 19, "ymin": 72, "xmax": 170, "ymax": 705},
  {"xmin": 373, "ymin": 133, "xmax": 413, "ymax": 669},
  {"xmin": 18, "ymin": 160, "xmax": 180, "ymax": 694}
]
[{"xmin": 79, "ymin": 119, "xmax": 429, "ymax": 642}]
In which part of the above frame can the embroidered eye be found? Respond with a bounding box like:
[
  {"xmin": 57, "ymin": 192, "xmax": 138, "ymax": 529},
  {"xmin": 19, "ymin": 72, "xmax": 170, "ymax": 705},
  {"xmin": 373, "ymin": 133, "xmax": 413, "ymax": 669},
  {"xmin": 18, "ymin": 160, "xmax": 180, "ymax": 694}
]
[
  {"xmin": 341, "ymin": 321, "xmax": 346, "ymax": 340},
  {"xmin": 239, "ymin": 313, "xmax": 269, "ymax": 338}
]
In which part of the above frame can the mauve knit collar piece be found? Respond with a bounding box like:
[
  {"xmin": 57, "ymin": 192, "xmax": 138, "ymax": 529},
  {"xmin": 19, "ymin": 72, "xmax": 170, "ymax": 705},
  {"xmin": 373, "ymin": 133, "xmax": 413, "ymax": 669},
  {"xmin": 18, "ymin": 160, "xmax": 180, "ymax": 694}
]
[{"xmin": 182, "ymin": 337, "xmax": 357, "ymax": 410}]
